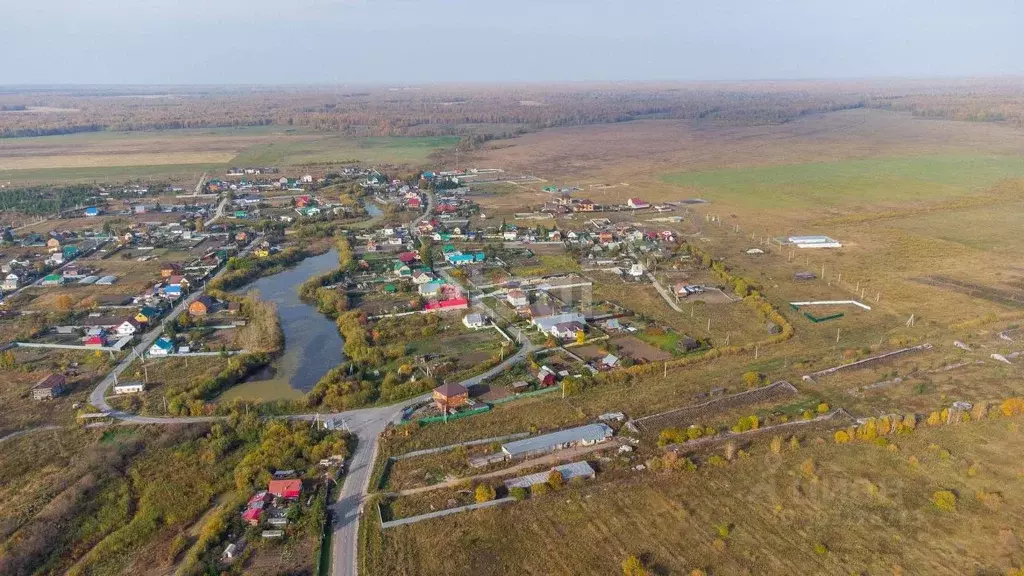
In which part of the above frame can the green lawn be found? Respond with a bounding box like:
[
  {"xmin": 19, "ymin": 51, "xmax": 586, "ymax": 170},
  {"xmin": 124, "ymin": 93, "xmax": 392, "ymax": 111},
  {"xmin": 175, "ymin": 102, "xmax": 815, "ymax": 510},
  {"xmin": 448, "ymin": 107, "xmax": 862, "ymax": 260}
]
[{"xmin": 661, "ymin": 155, "xmax": 1024, "ymax": 210}]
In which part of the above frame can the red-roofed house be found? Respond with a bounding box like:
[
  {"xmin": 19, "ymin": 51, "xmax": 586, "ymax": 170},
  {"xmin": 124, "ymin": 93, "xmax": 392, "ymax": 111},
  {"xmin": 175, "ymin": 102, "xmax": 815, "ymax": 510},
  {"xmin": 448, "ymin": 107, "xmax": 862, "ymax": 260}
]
[
  {"xmin": 242, "ymin": 507, "xmax": 263, "ymax": 526},
  {"xmin": 268, "ymin": 479, "xmax": 302, "ymax": 500},
  {"xmin": 407, "ymin": 197, "xmax": 422, "ymax": 209},
  {"xmin": 627, "ymin": 198, "xmax": 650, "ymax": 209},
  {"xmin": 424, "ymin": 297, "xmax": 469, "ymax": 312},
  {"xmin": 398, "ymin": 251, "xmax": 419, "ymax": 264}
]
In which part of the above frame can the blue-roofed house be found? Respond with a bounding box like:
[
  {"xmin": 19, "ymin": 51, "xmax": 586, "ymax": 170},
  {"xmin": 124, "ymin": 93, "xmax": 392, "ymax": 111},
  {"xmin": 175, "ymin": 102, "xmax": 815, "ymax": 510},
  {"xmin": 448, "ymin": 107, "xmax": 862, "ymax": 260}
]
[
  {"xmin": 84, "ymin": 206, "xmax": 101, "ymax": 217},
  {"xmin": 149, "ymin": 337, "xmax": 175, "ymax": 356},
  {"xmin": 446, "ymin": 253, "xmax": 475, "ymax": 266}
]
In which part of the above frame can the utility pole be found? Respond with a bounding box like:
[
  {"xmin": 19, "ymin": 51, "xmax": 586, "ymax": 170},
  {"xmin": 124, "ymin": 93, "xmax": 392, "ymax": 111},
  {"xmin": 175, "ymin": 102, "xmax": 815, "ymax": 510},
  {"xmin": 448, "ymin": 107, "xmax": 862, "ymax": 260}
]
[{"xmin": 836, "ymin": 328, "xmax": 841, "ymax": 344}]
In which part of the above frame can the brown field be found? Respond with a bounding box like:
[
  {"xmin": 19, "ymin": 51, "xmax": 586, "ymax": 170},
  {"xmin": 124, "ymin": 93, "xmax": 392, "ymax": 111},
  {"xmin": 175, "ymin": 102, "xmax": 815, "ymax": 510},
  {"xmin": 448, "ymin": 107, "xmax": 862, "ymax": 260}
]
[
  {"xmin": 367, "ymin": 414, "xmax": 1024, "ymax": 576},
  {"xmin": 610, "ymin": 335, "xmax": 672, "ymax": 362}
]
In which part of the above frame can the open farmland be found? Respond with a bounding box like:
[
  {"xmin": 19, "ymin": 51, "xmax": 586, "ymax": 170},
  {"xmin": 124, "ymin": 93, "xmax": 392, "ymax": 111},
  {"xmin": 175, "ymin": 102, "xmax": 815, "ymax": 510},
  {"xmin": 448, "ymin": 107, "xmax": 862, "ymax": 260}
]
[
  {"xmin": 0, "ymin": 128, "xmax": 458, "ymax": 184},
  {"xmin": 366, "ymin": 416, "xmax": 1024, "ymax": 576}
]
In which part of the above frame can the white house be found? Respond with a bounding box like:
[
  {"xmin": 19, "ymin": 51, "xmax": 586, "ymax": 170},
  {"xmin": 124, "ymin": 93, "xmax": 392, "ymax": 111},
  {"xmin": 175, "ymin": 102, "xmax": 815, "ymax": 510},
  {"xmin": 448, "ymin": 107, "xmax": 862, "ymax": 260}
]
[
  {"xmin": 2, "ymin": 274, "xmax": 18, "ymax": 291},
  {"xmin": 506, "ymin": 289, "xmax": 529, "ymax": 308},
  {"xmin": 627, "ymin": 198, "xmax": 650, "ymax": 209},
  {"xmin": 301, "ymin": 174, "xmax": 314, "ymax": 183},
  {"xmin": 462, "ymin": 313, "xmax": 486, "ymax": 329},
  {"xmin": 550, "ymin": 321, "xmax": 585, "ymax": 340},
  {"xmin": 113, "ymin": 382, "xmax": 146, "ymax": 394},
  {"xmin": 411, "ymin": 270, "xmax": 435, "ymax": 285},
  {"xmin": 502, "ymin": 230, "xmax": 518, "ymax": 241},
  {"xmin": 115, "ymin": 318, "xmax": 142, "ymax": 336},
  {"xmin": 149, "ymin": 337, "xmax": 174, "ymax": 356},
  {"xmin": 628, "ymin": 263, "xmax": 645, "ymax": 277}
]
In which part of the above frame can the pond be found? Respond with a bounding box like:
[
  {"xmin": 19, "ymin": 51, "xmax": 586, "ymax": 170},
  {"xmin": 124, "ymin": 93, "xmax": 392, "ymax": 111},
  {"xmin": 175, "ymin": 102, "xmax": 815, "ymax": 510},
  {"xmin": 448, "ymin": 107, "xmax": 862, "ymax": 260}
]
[{"xmin": 218, "ymin": 249, "xmax": 344, "ymax": 402}]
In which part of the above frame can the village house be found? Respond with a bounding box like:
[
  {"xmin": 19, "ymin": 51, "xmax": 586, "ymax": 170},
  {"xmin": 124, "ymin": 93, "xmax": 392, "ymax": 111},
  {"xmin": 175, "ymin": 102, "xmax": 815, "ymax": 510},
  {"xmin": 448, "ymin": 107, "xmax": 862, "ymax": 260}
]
[
  {"xmin": 47, "ymin": 237, "xmax": 62, "ymax": 253},
  {"xmin": 550, "ymin": 320, "xmax": 586, "ymax": 340},
  {"xmin": 627, "ymin": 198, "xmax": 650, "ymax": 209},
  {"xmin": 189, "ymin": 295, "xmax": 214, "ymax": 316},
  {"xmin": 506, "ymin": 289, "xmax": 529, "ymax": 308},
  {"xmin": 32, "ymin": 373, "xmax": 67, "ymax": 400},
  {"xmin": 418, "ymin": 281, "xmax": 444, "ymax": 298},
  {"xmin": 115, "ymin": 318, "xmax": 142, "ymax": 337},
  {"xmin": 268, "ymin": 479, "xmax": 302, "ymax": 500},
  {"xmin": 149, "ymin": 337, "xmax": 175, "ymax": 356},
  {"xmin": 160, "ymin": 263, "xmax": 182, "ymax": 278},
  {"xmin": 411, "ymin": 269, "xmax": 435, "ymax": 284},
  {"xmin": 2, "ymin": 273, "xmax": 18, "ymax": 290},
  {"xmin": 576, "ymin": 199, "xmax": 596, "ymax": 211},
  {"xmin": 462, "ymin": 313, "xmax": 486, "ymax": 329},
  {"xmin": 432, "ymin": 382, "xmax": 469, "ymax": 412}
]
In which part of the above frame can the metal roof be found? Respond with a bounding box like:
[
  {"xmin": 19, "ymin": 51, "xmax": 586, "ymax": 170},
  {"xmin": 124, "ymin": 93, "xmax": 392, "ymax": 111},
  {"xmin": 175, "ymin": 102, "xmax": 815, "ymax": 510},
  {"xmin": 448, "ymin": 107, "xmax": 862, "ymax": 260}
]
[
  {"xmin": 501, "ymin": 423, "xmax": 612, "ymax": 458},
  {"xmin": 504, "ymin": 461, "xmax": 595, "ymax": 490}
]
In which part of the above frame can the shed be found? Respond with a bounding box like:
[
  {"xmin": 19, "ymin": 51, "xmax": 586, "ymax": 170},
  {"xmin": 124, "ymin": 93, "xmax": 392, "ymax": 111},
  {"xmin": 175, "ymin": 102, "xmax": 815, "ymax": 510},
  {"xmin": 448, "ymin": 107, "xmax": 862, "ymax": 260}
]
[
  {"xmin": 32, "ymin": 373, "xmax": 68, "ymax": 400},
  {"xmin": 504, "ymin": 461, "xmax": 596, "ymax": 490},
  {"xmin": 501, "ymin": 423, "xmax": 613, "ymax": 459}
]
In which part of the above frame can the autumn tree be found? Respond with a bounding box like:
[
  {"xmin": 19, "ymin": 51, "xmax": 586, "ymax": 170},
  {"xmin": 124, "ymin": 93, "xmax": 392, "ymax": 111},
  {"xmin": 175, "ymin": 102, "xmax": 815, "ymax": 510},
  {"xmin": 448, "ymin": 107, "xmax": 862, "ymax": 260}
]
[{"xmin": 475, "ymin": 483, "xmax": 496, "ymax": 504}]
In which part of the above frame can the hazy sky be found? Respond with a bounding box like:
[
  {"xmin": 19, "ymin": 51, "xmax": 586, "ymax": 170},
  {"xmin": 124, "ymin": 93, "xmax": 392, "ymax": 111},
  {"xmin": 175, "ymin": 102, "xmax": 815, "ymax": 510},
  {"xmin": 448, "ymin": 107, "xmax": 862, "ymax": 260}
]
[{"xmin": 3, "ymin": 0, "xmax": 1023, "ymax": 84}]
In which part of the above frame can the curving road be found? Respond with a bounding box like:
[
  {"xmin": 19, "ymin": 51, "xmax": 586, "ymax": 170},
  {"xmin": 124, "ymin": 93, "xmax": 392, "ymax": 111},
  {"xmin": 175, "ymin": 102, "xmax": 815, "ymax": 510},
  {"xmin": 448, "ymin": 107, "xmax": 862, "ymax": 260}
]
[{"xmin": 84, "ymin": 187, "xmax": 537, "ymax": 576}]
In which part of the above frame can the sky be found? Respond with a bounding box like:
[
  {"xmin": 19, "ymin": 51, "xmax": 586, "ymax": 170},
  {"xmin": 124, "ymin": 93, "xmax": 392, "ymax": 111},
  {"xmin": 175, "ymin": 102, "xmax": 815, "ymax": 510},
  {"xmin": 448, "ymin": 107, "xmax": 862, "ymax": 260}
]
[{"xmin": 2, "ymin": 0, "xmax": 1023, "ymax": 85}]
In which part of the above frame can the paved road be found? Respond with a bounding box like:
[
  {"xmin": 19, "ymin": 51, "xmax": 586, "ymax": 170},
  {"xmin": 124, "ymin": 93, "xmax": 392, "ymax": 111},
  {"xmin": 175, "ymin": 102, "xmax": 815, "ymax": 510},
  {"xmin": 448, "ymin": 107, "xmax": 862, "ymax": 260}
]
[{"xmin": 88, "ymin": 230, "xmax": 261, "ymax": 418}]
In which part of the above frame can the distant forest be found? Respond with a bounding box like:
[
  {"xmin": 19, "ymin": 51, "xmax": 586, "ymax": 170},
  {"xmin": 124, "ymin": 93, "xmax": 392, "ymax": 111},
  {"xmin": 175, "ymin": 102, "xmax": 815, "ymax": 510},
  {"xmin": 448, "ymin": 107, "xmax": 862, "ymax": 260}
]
[{"xmin": 2, "ymin": 80, "xmax": 1024, "ymax": 139}]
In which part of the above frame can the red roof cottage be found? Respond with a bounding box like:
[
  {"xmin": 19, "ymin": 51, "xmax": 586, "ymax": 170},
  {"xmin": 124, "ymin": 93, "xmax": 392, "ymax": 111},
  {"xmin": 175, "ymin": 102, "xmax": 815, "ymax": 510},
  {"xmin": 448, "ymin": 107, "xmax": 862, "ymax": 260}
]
[{"xmin": 268, "ymin": 479, "xmax": 302, "ymax": 500}]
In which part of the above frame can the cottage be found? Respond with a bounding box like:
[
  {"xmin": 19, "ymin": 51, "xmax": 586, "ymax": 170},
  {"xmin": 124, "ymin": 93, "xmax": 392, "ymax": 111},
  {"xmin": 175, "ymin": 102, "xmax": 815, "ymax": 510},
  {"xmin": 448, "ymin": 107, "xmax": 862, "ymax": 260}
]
[
  {"xmin": 84, "ymin": 206, "xmax": 101, "ymax": 217},
  {"xmin": 506, "ymin": 289, "xmax": 529, "ymax": 308},
  {"xmin": 189, "ymin": 295, "xmax": 214, "ymax": 316},
  {"xmin": 500, "ymin": 423, "xmax": 614, "ymax": 459},
  {"xmin": 115, "ymin": 318, "xmax": 142, "ymax": 336},
  {"xmin": 2, "ymin": 273, "xmax": 18, "ymax": 290},
  {"xmin": 423, "ymin": 297, "xmax": 469, "ymax": 312},
  {"xmin": 149, "ymin": 337, "xmax": 175, "ymax": 356},
  {"xmin": 160, "ymin": 263, "xmax": 182, "ymax": 278},
  {"xmin": 242, "ymin": 508, "xmax": 263, "ymax": 526},
  {"xmin": 135, "ymin": 306, "xmax": 160, "ymax": 324},
  {"xmin": 267, "ymin": 479, "xmax": 302, "ymax": 500},
  {"xmin": 411, "ymin": 269, "xmax": 435, "ymax": 285},
  {"xmin": 32, "ymin": 373, "xmax": 67, "ymax": 400},
  {"xmin": 397, "ymin": 251, "xmax": 419, "ymax": 264},
  {"xmin": 432, "ymin": 382, "xmax": 469, "ymax": 411},
  {"xmin": 550, "ymin": 321, "xmax": 585, "ymax": 340},
  {"xmin": 462, "ymin": 313, "xmax": 486, "ymax": 329},
  {"xmin": 46, "ymin": 238, "xmax": 62, "ymax": 252},
  {"xmin": 113, "ymin": 381, "xmax": 146, "ymax": 394},
  {"xmin": 627, "ymin": 198, "xmax": 650, "ymax": 209},
  {"xmin": 418, "ymin": 281, "xmax": 443, "ymax": 298},
  {"xmin": 537, "ymin": 366, "xmax": 557, "ymax": 387},
  {"xmin": 393, "ymin": 262, "xmax": 412, "ymax": 278},
  {"xmin": 84, "ymin": 333, "xmax": 106, "ymax": 347},
  {"xmin": 532, "ymin": 312, "xmax": 586, "ymax": 335},
  {"xmin": 576, "ymin": 199, "xmax": 596, "ymax": 211}
]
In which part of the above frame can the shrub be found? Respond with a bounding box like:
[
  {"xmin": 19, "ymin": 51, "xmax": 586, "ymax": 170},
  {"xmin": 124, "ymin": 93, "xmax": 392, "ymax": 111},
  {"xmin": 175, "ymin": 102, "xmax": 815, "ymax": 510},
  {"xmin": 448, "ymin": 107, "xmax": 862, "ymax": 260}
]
[
  {"xmin": 931, "ymin": 490, "xmax": 957, "ymax": 512},
  {"xmin": 834, "ymin": 430, "xmax": 851, "ymax": 444},
  {"xmin": 708, "ymin": 455, "xmax": 727, "ymax": 467},
  {"xmin": 687, "ymin": 426, "xmax": 704, "ymax": 441},
  {"xmin": 475, "ymin": 483, "xmax": 496, "ymax": 504},
  {"xmin": 509, "ymin": 487, "xmax": 528, "ymax": 501},
  {"xmin": 814, "ymin": 542, "xmax": 829, "ymax": 555},
  {"xmin": 547, "ymin": 470, "xmax": 565, "ymax": 491},
  {"xmin": 714, "ymin": 522, "xmax": 731, "ymax": 538},
  {"xmin": 622, "ymin": 555, "xmax": 652, "ymax": 576},
  {"xmin": 658, "ymin": 427, "xmax": 686, "ymax": 447},
  {"xmin": 532, "ymin": 482, "xmax": 551, "ymax": 496},
  {"xmin": 802, "ymin": 410, "xmax": 813, "ymax": 420},
  {"xmin": 816, "ymin": 402, "xmax": 830, "ymax": 414},
  {"xmin": 1000, "ymin": 398, "xmax": 1024, "ymax": 417},
  {"xmin": 742, "ymin": 371, "xmax": 761, "ymax": 387},
  {"xmin": 926, "ymin": 411, "xmax": 942, "ymax": 426},
  {"xmin": 770, "ymin": 436, "xmax": 783, "ymax": 454},
  {"xmin": 800, "ymin": 458, "xmax": 817, "ymax": 481}
]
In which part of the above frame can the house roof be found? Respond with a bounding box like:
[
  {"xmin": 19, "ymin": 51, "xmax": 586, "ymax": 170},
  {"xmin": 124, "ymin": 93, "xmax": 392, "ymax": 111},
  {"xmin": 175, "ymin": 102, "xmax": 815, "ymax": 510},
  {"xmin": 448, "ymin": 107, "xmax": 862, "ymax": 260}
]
[
  {"xmin": 193, "ymin": 295, "xmax": 213, "ymax": 309},
  {"xmin": 268, "ymin": 479, "xmax": 302, "ymax": 497},
  {"xmin": 152, "ymin": 337, "xmax": 174, "ymax": 350},
  {"xmin": 433, "ymin": 382, "xmax": 468, "ymax": 398},
  {"xmin": 34, "ymin": 373, "xmax": 65, "ymax": 390}
]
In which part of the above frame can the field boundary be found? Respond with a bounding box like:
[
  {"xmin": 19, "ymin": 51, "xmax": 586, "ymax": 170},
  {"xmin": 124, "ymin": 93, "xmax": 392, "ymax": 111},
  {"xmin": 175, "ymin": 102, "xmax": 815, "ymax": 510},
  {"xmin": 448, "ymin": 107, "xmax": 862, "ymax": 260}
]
[
  {"xmin": 802, "ymin": 344, "xmax": 933, "ymax": 382},
  {"xmin": 627, "ymin": 381, "xmax": 798, "ymax": 434},
  {"xmin": 379, "ymin": 497, "xmax": 516, "ymax": 529}
]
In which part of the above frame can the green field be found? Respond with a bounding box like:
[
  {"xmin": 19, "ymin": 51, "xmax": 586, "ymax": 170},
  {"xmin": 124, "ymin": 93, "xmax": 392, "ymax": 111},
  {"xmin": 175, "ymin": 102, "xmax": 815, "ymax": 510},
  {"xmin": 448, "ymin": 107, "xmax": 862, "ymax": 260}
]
[
  {"xmin": 661, "ymin": 155, "xmax": 1024, "ymax": 210},
  {"xmin": 229, "ymin": 135, "xmax": 459, "ymax": 167}
]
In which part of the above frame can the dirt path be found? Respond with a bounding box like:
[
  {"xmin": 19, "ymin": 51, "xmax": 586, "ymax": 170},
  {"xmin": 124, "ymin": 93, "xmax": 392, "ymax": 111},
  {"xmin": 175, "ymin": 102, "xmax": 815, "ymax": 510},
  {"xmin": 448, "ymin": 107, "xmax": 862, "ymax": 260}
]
[{"xmin": 393, "ymin": 439, "xmax": 622, "ymax": 497}]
